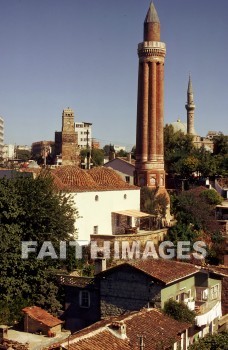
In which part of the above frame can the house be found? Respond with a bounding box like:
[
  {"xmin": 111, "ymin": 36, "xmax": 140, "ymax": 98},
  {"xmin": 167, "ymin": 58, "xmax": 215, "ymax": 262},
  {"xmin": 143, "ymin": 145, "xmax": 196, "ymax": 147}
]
[
  {"xmin": 53, "ymin": 308, "xmax": 190, "ymax": 350},
  {"xmin": 98, "ymin": 260, "xmax": 222, "ymax": 342},
  {"xmin": 22, "ymin": 306, "xmax": 63, "ymax": 337},
  {"xmin": 52, "ymin": 166, "xmax": 141, "ymax": 242},
  {"xmin": 103, "ymin": 157, "xmax": 135, "ymax": 185},
  {"xmin": 60, "ymin": 259, "xmax": 223, "ymax": 343},
  {"xmin": 58, "ymin": 275, "xmax": 100, "ymax": 333}
]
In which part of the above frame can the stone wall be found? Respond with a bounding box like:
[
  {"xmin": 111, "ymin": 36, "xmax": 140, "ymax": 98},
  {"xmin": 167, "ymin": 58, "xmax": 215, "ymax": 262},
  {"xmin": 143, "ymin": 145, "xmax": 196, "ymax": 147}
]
[
  {"xmin": 99, "ymin": 264, "xmax": 162, "ymax": 318},
  {"xmin": 91, "ymin": 228, "xmax": 168, "ymax": 258}
]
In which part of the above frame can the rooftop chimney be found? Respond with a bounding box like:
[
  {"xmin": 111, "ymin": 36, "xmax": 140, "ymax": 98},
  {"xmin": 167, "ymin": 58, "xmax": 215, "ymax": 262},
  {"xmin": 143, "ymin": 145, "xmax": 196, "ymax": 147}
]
[
  {"xmin": 108, "ymin": 321, "xmax": 127, "ymax": 339},
  {"xmin": 0, "ymin": 325, "xmax": 8, "ymax": 341},
  {"xmin": 94, "ymin": 257, "xmax": 107, "ymax": 275}
]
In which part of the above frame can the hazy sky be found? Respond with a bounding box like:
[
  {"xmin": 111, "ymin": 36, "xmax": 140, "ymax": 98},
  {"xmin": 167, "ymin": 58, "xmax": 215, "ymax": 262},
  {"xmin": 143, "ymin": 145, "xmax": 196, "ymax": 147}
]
[{"xmin": 1, "ymin": 0, "xmax": 227, "ymax": 149}]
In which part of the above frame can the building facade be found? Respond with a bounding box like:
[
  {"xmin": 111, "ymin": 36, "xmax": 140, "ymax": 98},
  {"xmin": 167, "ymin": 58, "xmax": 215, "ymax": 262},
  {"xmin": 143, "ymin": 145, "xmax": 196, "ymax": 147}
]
[
  {"xmin": 75, "ymin": 122, "xmax": 92, "ymax": 149},
  {"xmin": 134, "ymin": 3, "xmax": 166, "ymax": 189},
  {"xmin": 2, "ymin": 144, "xmax": 15, "ymax": 161}
]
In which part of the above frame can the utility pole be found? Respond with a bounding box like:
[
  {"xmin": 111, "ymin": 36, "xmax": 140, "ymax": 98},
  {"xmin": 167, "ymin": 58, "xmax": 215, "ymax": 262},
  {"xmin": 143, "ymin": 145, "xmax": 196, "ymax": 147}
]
[
  {"xmin": 86, "ymin": 129, "xmax": 90, "ymax": 170},
  {"xmin": 83, "ymin": 122, "xmax": 92, "ymax": 169}
]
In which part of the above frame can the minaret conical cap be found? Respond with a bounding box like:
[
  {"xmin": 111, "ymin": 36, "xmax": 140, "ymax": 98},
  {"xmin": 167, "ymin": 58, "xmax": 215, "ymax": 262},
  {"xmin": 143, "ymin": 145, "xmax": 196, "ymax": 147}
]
[
  {"xmin": 188, "ymin": 75, "xmax": 193, "ymax": 93},
  {"xmin": 144, "ymin": 2, "xmax": 160, "ymax": 23}
]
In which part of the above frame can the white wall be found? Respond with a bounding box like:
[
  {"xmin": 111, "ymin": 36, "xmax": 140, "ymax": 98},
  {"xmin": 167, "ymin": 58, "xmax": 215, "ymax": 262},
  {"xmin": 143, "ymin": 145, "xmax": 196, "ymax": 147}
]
[{"xmin": 71, "ymin": 189, "xmax": 140, "ymax": 242}]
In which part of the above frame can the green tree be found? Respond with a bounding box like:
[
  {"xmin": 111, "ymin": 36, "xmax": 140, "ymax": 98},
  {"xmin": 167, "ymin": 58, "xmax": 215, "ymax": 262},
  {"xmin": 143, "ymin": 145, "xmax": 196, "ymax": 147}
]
[
  {"xmin": 163, "ymin": 299, "xmax": 196, "ymax": 323},
  {"xmin": 164, "ymin": 124, "xmax": 194, "ymax": 174},
  {"xmin": 91, "ymin": 148, "xmax": 104, "ymax": 166},
  {"xmin": 0, "ymin": 172, "xmax": 78, "ymax": 324},
  {"xmin": 141, "ymin": 187, "xmax": 169, "ymax": 218},
  {"xmin": 188, "ymin": 331, "xmax": 228, "ymax": 350},
  {"xmin": 169, "ymin": 187, "xmax": 224, "ymax": 263},
  {"xmin": 193, "ymin": 147, "xmax": 218, "ymax": 177},
  {"xmin": 213, "ymin": 133, "xmax": 228, "ymax": 155},
  {"xmin": 80, "ymin": 148, "xmax": 104, "ymax": 167},
  {"xmin": 16, "ymin": 149, "xmax": 31, "ymax": 161},
  {"xmin": 200, "ymin": 189, "xmax": 223, "ymax": 205},
  {"xmin": 103, "ymin": 144, "xmax": 112, "ymax": 156}
]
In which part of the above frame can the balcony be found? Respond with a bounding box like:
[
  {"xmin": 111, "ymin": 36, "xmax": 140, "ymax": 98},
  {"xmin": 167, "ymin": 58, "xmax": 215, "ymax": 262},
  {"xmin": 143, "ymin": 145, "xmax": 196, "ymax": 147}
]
[{"xmin": 195, "ymin": 300, "xmax": 222, "ymax": 327}]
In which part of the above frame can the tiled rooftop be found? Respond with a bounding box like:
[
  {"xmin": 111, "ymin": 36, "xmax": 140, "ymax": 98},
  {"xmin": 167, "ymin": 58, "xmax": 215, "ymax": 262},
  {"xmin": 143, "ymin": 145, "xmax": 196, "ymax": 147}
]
[
  {"xmin": 52, "ymin": 166, "xmax": 138, "ymax": 192},
  {"xmin": 58, "ymin": 308, "xmax": 190, "ymax": 350},
  {"xmin": 53, "ymin": 166, "xmax": 99, "ymax": 191},
  {"xmin": 22, "ymin": 306, "xmax": 63, "ymax": 327},
  {"xmin": 58, "ymin": 275, "xmax": 94, "ymax": 288},
  {"xmin": 99, "ymin": 259, "xmax": 199, "ymax": 285},
  {"xmin": 88, "ymin": 167, "xmax": 131, "ymax": 188}
]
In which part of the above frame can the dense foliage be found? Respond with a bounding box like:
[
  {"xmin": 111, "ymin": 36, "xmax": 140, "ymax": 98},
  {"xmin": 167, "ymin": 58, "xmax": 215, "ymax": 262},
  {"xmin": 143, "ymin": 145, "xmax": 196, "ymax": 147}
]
[
  {"xmin": 0, "ymin": 172, "xmax": 79, "ymax": 324},
  {"xmin": 188, "ymin": 332, "xmax": 228, "ymax": 350},
  {"xmin": 168, "ymin": 187, "xmax": 224, "ymax": 264},
  {"xmin": 163, "ymin": 299, "xmax": 196, "ymax": 323},
  {"xmin": 141, "ymin": 187, "xmax": 169, "ymax": 217},
  {"xmin": 164, "ymin": 125, "xmax": 228, "ymax": 177}
]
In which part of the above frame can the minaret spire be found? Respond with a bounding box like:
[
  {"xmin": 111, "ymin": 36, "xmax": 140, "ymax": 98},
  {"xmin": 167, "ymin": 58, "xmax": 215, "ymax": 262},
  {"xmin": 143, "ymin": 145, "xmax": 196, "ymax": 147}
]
[
  {"xmin": 185, "ymin": 75, "xmax": 196, "ymax": 135},
  {"xmin": 144, "ymin": 2, "xmax": 160, "ymax": 23},
  {"xmin": 144, "ymin": 2, "xmax": 160, "ymax": 41},
  {"xmin": 187, "ymin": 75, "xmax": 193, "ymax": 94}
]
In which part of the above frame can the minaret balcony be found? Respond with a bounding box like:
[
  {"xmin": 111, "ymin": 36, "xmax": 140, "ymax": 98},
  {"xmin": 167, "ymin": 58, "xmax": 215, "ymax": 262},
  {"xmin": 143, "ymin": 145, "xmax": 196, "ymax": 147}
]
[{"xmin": 138, "ymin": 41, "xmax": 166, "ymax": 58}]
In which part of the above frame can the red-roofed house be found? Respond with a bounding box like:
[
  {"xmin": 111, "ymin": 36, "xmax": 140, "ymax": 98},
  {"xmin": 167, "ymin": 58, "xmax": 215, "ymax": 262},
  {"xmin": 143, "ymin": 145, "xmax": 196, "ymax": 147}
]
[
  {"xmin": 60, "ymin": 259, "xmax": 222, "ymax": 342},
  {"xmin": 52, "ymin": 308, "xmax": 190, "ymax": 350},
  {"xmin": 22, "ymin": 306, "xmax": 63, "ymax": 336}
]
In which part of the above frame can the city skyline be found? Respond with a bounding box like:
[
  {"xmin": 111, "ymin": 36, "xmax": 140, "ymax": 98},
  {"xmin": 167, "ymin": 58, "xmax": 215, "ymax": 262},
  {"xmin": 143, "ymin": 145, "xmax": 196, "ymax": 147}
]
[{"xmin": 0, "ymin": 0, "xmax": 227, "ymax": 148}]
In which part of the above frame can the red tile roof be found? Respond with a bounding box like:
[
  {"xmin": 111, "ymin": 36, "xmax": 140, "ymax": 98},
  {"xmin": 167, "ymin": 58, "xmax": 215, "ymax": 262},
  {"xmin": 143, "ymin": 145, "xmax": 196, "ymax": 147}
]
[
  {"xmin": 58, "ymin": 308, "xmax": 190, "ymax": 350},
  {"xmin": 58, "ymin": 275, "xmax": 94, "ymax": 288},
  {"xmin": 22, "ymin": 306, "xmax": 63, "ymax": 327},
  {"xmin": 88, "ymin": 167, "xmax": 136, "ymax": 189},
  {"xmin": 99, "ymin": 259, "xmax": 199, "ymax": 285},
  {"xmin": 52, "ymin": 165, "xmax": 138, "ymax": 192}
]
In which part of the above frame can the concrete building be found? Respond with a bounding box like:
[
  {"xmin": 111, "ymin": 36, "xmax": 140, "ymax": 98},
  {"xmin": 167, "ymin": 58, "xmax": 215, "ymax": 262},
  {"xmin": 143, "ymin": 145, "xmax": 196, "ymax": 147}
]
[
  {"xmin": 91, "ymin": 138, "xmax": 100, "ymax": 149},
  {"xmin": 2, "ymin": 144, "xmax": 15, "ymax": 161},
  {"xmin": 113, "ymin": 145, "xmax": 126, "ymax": 153},
  {"xmin": 0, "ymin": 117, "xmax": 4, "ymax": 155},
  {"xmin": 75, "ymin": 121, "xmax": 92, "ymax": 149},
  {"xmin": 134, "ymin": 3, "xmax": 166, "ymax": 189}
]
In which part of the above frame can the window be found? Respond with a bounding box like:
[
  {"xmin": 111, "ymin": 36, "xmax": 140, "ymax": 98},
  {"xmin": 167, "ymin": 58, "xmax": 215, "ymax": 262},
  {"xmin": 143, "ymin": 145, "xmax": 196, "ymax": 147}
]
[
  {"xmin": 125, "ymin": 176, "xmax": 130, "ymax": 184},
  {"xmin": 93, "ymin": 226, "xmax": 98, "ymax": 234},
  {"xmin": 127, "ymin": 216, "xmax": 131, "ymax": 226},
  {"xmin": 211, "ymin": 284, "xmax": 219, "ymax": 300},
  {"xmin": 79, "ymin": 290, "xmax": 90, "ymax": 308}
]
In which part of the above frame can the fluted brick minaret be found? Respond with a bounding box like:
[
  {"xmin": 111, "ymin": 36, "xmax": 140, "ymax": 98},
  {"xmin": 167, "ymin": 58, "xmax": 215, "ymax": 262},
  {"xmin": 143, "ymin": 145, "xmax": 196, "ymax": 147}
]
[
  {"xmin": 185, "ymin": 75, "xmax": 196, "ymax": 135},
  {"xmin": 134, "ymin": 2, "xmax": 166, "ymax": 188}
]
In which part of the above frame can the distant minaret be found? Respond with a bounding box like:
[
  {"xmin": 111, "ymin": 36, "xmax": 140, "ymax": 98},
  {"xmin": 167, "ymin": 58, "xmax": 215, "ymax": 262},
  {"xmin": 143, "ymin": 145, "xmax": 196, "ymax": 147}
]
[
  {"xmin": 135, "ymin": 2, "xmax": 166, "ymax": 189},
  {"xmin": 185, "ymin": 75, "xmax": 196, "ymax": 135}
]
